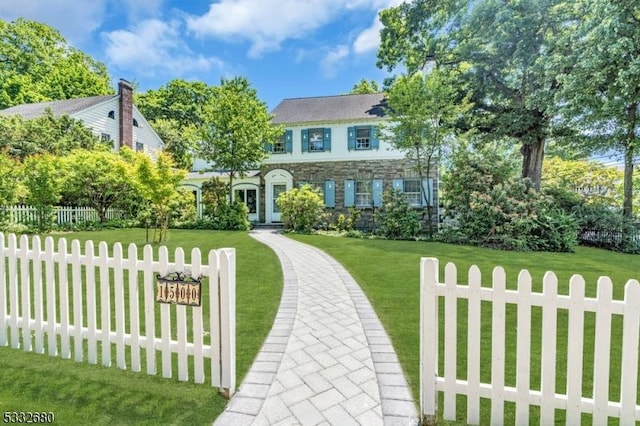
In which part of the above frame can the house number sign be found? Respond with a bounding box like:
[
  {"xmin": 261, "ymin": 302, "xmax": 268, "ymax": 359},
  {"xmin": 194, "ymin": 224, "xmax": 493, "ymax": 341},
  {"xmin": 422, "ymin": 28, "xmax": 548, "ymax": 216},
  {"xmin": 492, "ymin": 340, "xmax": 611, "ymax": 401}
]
[{"xmin": 156, "ymin": 272, "xmax": 202, "ymax": 306}]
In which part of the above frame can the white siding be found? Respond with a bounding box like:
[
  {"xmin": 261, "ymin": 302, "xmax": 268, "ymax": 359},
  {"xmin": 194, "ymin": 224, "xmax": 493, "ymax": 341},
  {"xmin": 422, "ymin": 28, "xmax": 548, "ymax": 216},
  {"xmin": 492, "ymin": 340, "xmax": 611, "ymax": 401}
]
[
  {"xmin": 263, "ymin": 121, "xmax": 404, "ymax": 165},
  {"xmin": 70, "ymin": 99, "xmax": 164, "ymax": 157}
]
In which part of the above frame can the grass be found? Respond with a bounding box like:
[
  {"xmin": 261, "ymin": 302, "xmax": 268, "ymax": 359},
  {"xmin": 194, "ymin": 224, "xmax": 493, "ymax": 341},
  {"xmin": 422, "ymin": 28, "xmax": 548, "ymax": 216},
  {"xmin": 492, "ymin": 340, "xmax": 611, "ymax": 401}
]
[
  {"xmin": 0, "ymin": 229, "xmax": 282, "ymax": 425},
  {"xmin": 288, "ymin": 234, "xmax": 640, "ymax": 424}
]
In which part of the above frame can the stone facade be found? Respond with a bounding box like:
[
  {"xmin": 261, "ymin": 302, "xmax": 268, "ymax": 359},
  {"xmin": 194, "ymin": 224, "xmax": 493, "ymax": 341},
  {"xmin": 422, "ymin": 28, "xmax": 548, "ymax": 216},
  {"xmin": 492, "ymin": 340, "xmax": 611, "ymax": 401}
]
[{"xmin": 260, "ymin": 159, "xmax": 438, "ymax": 228}]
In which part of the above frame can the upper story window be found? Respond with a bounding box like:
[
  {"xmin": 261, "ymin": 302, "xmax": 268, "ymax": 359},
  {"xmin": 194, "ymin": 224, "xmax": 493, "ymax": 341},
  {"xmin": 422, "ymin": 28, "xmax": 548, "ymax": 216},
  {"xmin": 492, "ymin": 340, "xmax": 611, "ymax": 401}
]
[
  {"xmin": 100, "ymin": 133, "xmax": 111, "ymax": 141},
  {"xmin": 133, "ymin": 118, "xmax": 139, "ymax": 127},
  {"xmin": 108, "ymin": 111, "xmax": 115, "ymax": 119},
  {"xmin": 301, "ymin": 128, "xmax": 331, "ymax": 153},
  {"xmin": 265, "ymin": 130, "xmax": 292, "ymax": 154},
  {"xmin": 348, "ymin": 126, "xmax": 379, "ymax": 151}
]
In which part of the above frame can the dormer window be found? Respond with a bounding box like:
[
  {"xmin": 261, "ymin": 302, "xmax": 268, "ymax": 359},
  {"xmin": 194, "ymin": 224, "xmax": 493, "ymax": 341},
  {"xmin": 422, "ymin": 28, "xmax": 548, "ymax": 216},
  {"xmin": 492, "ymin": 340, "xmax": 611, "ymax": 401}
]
[
  {"xmin": 133, "ymin": 118, "xmax": 139, "ymax": 127},
  {"xmin": 108, "ymin": 110, "xmax": 115, "ymax": 119}
]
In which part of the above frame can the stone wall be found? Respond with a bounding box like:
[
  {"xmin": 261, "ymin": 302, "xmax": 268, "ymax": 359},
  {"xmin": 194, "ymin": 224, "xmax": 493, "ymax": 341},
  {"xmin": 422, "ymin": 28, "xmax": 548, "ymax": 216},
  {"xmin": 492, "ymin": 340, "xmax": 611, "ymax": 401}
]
[{"xmin": 260, "ymin": 159, "xmax": 438, "ymax": 229}]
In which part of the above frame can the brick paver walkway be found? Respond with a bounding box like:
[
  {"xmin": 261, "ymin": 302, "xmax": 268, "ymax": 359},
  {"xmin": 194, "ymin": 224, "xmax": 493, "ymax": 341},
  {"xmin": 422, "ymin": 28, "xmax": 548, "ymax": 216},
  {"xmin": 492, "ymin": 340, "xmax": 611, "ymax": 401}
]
[{"xmin": 214, "ymin": 230, "xmax": 418, "ymax": 425}]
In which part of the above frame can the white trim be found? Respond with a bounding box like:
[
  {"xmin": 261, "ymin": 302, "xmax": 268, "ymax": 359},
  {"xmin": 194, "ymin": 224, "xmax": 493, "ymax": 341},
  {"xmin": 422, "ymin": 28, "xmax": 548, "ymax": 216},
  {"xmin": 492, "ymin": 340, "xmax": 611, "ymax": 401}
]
[{"xmin": 264, "ymin": 169, "xmax": 293, "ymax": 223}]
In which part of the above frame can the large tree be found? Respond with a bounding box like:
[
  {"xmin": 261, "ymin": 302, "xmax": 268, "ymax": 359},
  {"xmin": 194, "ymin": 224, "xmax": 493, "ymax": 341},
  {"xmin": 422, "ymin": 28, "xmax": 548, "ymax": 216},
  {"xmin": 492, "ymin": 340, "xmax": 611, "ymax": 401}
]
[
  {"xmin": 0, "ymin": 18, "xmax": 112, "ymax": 109},
  {"xmin": 381, "ymin": 69, "xmax": 471, "ymax": 236},
  {"xmin": 198, "ymin": 77, "xmax": 282, "ymax": 202},
  {"xmin": 378, "ymin": 0, "xmax": 578, "ymax": 190},
  {"xmin": 349, "ymin": 79, "xmax": 380, "ymax": 94},
  {"xmin": 559, "ymin": 0, "xmax": 640, "ymax": 217},
  {"xmin": 136, "ymin": 79, "xmax": 214, "ymax": 169}
]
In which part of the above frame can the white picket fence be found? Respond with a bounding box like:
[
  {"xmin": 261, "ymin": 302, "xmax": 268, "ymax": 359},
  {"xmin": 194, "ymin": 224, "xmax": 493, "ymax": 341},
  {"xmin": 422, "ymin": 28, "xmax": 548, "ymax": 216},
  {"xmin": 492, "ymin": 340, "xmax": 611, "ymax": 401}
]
[
  {"xmin": 0, "ymin": 232, "xmax": 236, "ymax": 395},
  {"xmin": 2, "ymin": 205, "xmax": 124, "ymax": 224},
  {"xmin": 420, "ymin": 257, "xmax": 640, "ymax": 425}
]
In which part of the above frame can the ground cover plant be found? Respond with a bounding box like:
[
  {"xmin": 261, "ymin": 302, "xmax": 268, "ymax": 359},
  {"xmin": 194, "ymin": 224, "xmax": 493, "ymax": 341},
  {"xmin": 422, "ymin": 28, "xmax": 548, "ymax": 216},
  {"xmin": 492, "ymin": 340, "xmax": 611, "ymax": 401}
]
[
  {"xmin": 0, "ymin": 229, "xmax": 282, "ymax": 425},
  {"xmin": 289, "ymin": 234, "xmax": 640, "ymax": 424}
]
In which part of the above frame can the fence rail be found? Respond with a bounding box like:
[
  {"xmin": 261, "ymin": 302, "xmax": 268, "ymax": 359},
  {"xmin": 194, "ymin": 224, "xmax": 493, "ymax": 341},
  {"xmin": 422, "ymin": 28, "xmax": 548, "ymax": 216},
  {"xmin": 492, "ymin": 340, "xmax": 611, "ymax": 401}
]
[
  {"xmin": 580, "ymin": 226, "xmax": 640, "ymax": 253},
  {"xmin": 0, "ymin": 232, "xmax": 235, "ymax": 395},
  {"xmin": 420, "ymin": 257, "xmax": 640, "ymax": 425},
  {"xmin": 1, "ymin": 205, "xmax": 124, "ymax": 225}
]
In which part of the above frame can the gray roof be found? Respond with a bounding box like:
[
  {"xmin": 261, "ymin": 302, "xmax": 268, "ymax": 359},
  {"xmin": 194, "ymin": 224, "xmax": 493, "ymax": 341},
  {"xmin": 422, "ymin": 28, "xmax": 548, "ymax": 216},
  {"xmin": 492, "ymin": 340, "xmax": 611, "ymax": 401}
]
[
  {"xmin": 0, "ymin": 95, "xmax": 116, "ymax": 119},
  {"xmin": 271, "ymin": 93, "xmax": 387, "ymax": 124}
]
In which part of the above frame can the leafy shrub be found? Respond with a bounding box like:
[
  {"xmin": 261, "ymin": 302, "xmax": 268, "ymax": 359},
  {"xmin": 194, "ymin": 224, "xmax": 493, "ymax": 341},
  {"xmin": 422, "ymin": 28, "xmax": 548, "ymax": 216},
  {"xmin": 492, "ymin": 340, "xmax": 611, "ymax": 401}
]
[
  {"xmin": 333, "ymin": 207, "xmax": 362, "ymax": 232},
  {"xmin": 374, "ymin": 189, "xmax": 420, "ymax": 239},
  {"xmin": 276, "ymin": 184, "xmax": 325, "ymax": 233},
  {"xmin": 439, "ymin": 145, "xmax": 578, "ymax": 252}
]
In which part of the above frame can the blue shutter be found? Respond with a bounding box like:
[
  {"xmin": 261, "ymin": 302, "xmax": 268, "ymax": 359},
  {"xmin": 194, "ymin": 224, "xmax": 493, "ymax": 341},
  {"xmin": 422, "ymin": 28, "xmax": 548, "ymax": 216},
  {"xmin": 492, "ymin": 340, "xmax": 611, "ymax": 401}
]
[
  {"xmin": 301, "ymin": 129, "xmax": 309, "ymax": 152},
  {"xmin": 392, "ymin": 179, "xmax": 403, "ymax": 192},
  {"xmin": 344, "ymin": 180, "xmax": 355, "ymax": 207},
  {"xmin": 324, "ymin": 128, "xmax": 331, "ymax": 151},
  {"xmin": 372, "ymin": 179, "xmax": 383, "ymax": 207},
  {"xmin": 325, "ymin": 180, "xmax": 336, "ymax": 208},
  {"xmin": 371, "ymin": 126, "xmax": 379, "ymax": 149},
  {"xmin": 348, "ymin": 127, "xmax": 356, "ymax": 151},
  {"xmin": 285, "ymin": 130, "xmax": 293, "ymax": 153},
  {"xmin": 263, "ymin": 141, "xmax": 272, "ymax": 152},
  {"xmin": 421, "ymin": 178, "xmax": 434, "ymax": 206}
]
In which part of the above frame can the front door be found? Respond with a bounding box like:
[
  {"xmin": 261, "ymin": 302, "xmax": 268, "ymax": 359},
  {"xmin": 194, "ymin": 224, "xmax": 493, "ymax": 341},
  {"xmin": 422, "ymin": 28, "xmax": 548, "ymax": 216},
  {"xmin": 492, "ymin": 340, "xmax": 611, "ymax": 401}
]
[{"xmin": 271, "ymin": 184, "xmax": 286, "ymax": 222}]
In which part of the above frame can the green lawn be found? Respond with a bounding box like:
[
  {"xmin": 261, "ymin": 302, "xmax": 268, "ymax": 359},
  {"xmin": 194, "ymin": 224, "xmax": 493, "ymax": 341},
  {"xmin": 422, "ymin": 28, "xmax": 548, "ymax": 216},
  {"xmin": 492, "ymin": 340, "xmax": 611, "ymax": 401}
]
[
  {"xmin": 289, "ymin": 234, "xmax": 640, "ymax": 424},
  {"xmin": 0, "ymin": 229, "xmax": 282, "ymax": 425}
]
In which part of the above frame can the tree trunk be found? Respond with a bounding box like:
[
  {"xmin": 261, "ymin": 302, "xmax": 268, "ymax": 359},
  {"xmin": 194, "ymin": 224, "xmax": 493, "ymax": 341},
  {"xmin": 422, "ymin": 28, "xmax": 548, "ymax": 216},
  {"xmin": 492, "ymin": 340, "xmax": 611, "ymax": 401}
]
[
  {"xmin": 622, "ymin": 102, "xmax": 637, "ymax": 218},
  {"xmin": 520, "ymin": 137, "xmax": 545, "ymax": 191}
]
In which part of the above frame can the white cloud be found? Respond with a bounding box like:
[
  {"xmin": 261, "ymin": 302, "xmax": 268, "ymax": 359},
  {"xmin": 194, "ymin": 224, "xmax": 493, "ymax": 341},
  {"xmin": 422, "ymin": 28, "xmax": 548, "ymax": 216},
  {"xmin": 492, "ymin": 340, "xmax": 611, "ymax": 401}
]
[
  {"xmin": 103, "ymin": 19, "xmax": 224, "ymax": 78},
  {"xmin": 118, "ymin": 0, "xmax": 166, "ymax": 22},
  {"xmin": 321, "ymin": 44, "xmax": 350, "ymax": 77},
  {"xmin": 185, "ymin": 0, "xmax": 390, "ymax": 58},
  {"xmin": 353, "ymin": 16, "xmax": 382, "ymax": 55},
  {"xmin": 0, "ymin": 0, "xmax": 107, "ymax": 43}
]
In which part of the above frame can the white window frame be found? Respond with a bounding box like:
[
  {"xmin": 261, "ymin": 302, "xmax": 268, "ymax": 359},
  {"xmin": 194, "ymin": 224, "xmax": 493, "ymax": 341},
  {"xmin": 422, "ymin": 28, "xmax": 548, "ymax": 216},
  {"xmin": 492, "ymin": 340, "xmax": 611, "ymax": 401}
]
[
  {"xmin": 356, "ymin": 127, "xmax": 371, "ymax": 150},
  {"xmin": 355, "ymin": 180, "xmax": 372, "ymax": 207},
  {"xmin": 309, "ymin": 128, "xmax": 325, "ymax": 152}
]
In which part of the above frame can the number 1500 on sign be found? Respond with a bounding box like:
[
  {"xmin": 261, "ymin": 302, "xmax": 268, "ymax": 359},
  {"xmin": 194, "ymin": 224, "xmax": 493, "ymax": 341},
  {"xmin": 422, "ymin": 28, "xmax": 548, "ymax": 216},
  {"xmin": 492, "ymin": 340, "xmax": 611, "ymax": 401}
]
[{"xmin": 156, "ymin": 280, "xmax": 202, "ymax": 306}]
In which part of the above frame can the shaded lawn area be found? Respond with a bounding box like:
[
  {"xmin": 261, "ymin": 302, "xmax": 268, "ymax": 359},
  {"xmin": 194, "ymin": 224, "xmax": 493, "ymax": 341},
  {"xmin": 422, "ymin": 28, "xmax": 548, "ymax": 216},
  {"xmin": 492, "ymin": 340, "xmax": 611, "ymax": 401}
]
[
  {"xmin": 289, "ymin": 234, "xmax": 640, "ymax": 424},
  {"xmin": 0, "ymin": 229, "xmax": 282, "ymax": 425}
]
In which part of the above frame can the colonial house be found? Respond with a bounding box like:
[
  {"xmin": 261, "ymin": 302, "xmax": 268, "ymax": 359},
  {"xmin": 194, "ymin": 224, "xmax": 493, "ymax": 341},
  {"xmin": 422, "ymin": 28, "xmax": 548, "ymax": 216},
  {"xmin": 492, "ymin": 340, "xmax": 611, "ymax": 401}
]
[
  {"xmin": 0, "ymin": 79, "xmax": 164, "ymax": 157},
  {"xmin": 187, "ymin": 93, "xmax": 436, "ymax": 227}
]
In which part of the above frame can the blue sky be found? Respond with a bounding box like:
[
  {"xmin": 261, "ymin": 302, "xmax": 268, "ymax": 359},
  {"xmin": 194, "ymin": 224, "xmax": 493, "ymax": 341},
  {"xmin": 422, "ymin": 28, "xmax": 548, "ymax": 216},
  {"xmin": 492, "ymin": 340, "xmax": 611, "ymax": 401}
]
[{"xmin": 0, "ymin": 0, "xmax": 402, "ymax": 110}]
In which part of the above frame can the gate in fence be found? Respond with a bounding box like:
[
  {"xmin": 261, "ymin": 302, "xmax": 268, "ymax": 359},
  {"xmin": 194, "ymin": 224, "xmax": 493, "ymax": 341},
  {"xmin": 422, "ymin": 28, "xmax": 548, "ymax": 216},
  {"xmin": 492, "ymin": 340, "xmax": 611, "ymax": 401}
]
[
  {"xmin": 0, "ymin": 233, "xmax": 235, "ymax": 396},
  {"xmin": 420, "ymin": 257, "xmax": 640, "ymax": 425}
]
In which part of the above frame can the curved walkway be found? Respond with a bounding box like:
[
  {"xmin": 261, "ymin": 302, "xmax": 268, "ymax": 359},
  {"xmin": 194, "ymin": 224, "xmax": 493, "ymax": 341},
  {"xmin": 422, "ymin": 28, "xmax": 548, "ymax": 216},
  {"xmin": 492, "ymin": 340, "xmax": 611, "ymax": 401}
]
[{"xmin": 215, "ymin": 229, "xmax": 418, "ymax": 426}]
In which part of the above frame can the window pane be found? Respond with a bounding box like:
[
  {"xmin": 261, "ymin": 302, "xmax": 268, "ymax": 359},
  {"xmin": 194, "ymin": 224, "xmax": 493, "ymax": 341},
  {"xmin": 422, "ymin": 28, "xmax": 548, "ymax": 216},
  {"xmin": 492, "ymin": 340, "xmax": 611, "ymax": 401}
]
[
  {"xmin": 355, "ymin": 180, "xmax": 371, "ymax": 206},
  {"xmin": 356, "ymin": 127, "xmax": 370, "ymax": 150},
  {"xmin": 404, "ymin": 179, "xmax": 421, "ymax": 205},
  {"xmin": 246, "ymin": 189, "xmax": 257, "ymax": 213},
  {"xmin": 309, "ymin": 129, "xmax": 324, "ymax": 151}
]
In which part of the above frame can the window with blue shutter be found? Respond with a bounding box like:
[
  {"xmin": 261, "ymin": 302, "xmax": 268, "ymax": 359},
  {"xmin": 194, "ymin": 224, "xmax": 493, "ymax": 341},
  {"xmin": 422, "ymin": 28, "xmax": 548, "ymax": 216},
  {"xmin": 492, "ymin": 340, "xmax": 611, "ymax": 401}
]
[
  {"xmin": 285, "ymin": 130, "xmax": 293, "ymax": 153},
  {"xmin": 421, "ymin": 178, "xmax": 434, "ymax": 206},
  {"xmin": 344, "ymin": 180, "xmax": 355, "ymax": 207},
  {"xmin": 348, "ymin": 127, "xmax": 356, "ymax": 150},
  {"xmin": 372, "ymin": 179, "xmax": 383, "ymax": 207},
  {"xmin": 325, "ymin": 180, "xmax": 335, "ymax": 208},
  {"xmin": 371, "ymin": 126, "xmax": 379, "ymax": 149},
  {"xmin": 324, "ymin": 128, "xmax": 331, "ymax": 151}
]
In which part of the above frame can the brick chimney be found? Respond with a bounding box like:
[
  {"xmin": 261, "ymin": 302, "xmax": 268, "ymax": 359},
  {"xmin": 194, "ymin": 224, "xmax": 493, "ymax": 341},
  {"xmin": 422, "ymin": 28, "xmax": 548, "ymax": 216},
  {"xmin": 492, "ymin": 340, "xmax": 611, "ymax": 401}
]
[{"xmin": 118, "ymin": 79, "xmax": 133, "ymax": 149}]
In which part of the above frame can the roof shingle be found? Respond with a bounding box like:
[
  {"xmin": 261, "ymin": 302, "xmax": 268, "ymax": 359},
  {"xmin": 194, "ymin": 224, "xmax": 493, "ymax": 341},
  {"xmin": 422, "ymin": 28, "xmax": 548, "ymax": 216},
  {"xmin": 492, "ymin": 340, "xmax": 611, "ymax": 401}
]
[
  {"xmin": 271, "ymin": 93, "xmax": 386, "ymax": 124},
  {"xmin": 0, "ymin": 95, "xmax": 116, "ymax": 119}
]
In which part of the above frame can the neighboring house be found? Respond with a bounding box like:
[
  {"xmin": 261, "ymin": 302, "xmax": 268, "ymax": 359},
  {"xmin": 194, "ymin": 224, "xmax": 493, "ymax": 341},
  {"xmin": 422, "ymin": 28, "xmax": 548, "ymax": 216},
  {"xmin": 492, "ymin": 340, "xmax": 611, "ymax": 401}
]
[
  {"xmin": 187, "ymin": 93, "xmax": 437, "ymax": 227},
  {"xmin": 0, "ymin": 79, "xmax": 164, "ymax": 157}
]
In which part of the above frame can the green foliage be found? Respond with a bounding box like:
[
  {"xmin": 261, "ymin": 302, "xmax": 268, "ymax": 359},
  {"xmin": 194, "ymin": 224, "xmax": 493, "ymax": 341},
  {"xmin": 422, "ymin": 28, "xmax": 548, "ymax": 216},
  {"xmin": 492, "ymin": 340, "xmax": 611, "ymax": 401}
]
[
  {"xmin": 21, "ymin": 154, "xmax": 63, "ymax": 232},
  {"xmin": 198, "ymin": 77, "xmax": 283, "ymax": 201},
  {"xmin": 201, "ymin": 177, "xmax": 231, "ymax": 217},
  {"xmin": 60, "ymin": 150, "xmax": 138, "ymax": 222},
  {"xmin": 374, "ymin": 190, "xmax": 420, "ymax": 239},
  {"xmin": 349, "ymin": 79, "xmax": 380, "ymax": 94},
  {"xmin": 199, "ymin": 177, "xmax": 249, "ymax": 230},
  {"xmin": 136, "ymin": 80, "xmax": 215, "ymax": 170},
  {"xmin": 0, "ymin": 18, "xmax": 112, "ymax": 109},
  {"xmin": 382, "ymin": 69, "xmax": 470, "ymax": 237},
  {"xmin": 276, "ymin": 184, "xmax": 325, "ymax": 233},
  {"xmin": 0, "ymin": 110, "xmax": 105, "ymax": 160},
  {"xmin": 133, "ymin": 151, "xmax": 186, "ymax": 242},
  {"xmin": 440, "ymin": 146, "xmax": 578, "ymax": 252},
  {"xmin": 377, "ymin": 0, "xmax": 580, "ymax": 189},
  {"xmin": 333, "ymin": 207, "xmax": 362, "ymax": 232},
  {"xmin": 0, "ymin": 151, "xmax": 22, "ymax": 224}
]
